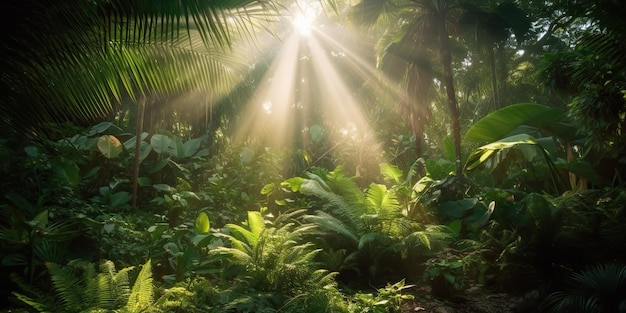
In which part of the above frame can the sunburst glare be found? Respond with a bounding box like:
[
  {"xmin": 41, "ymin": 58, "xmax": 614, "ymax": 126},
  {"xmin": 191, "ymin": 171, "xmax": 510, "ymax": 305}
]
[{"xmin": 232, "ymin": 0, "xmax": 410, "ymax": 175}]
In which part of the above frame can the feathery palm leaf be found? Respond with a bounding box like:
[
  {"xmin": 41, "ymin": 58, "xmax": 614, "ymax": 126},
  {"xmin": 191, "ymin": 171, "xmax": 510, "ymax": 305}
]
[{"xmin": 1, "ymin": 0, "xmax": 278, "ymax": 137}]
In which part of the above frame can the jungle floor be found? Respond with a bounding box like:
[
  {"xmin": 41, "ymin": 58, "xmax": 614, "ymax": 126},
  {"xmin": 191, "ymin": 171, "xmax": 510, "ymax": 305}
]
[{"xmin": 399, "ymin": 284, "xmax": 542, "ymax": 313}]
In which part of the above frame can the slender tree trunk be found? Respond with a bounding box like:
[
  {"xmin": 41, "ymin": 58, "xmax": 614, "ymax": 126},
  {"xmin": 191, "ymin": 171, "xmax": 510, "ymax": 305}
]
[
  {"xmin": 131, "ymin": 96, "xmax": 146, "ymax": 211},
  {"xmin": 437, "ymin": 12, "xmax": 463, "ymax": 178},
  {"xmin": 489, "ymin": 47, "xmax": 500, "ymax": 110}
]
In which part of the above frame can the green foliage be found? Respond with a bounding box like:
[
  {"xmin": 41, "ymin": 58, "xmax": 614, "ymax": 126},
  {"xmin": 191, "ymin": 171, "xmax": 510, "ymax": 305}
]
[
  {"xmin": 281, "ymin": 166, "xmax": 455, "ymax": 280},
  {"xmin": 423, "ymin": 250, "xmax": 465, "ymax": 298},
  {"xmin": 13, "ymin": 259, "xmax": 153, "ymax": 313},
  {"xmin": 541, "ymin": 263, "xmax": 626, "ymax": 313},
  {"xmin": 207, "ymin": 209, "xmax": 348, "ymax": 312},
  {"xmin": 463, "ymin": 103, "xmax": 589, "ymax": 194},
  {"xmin": 347, "ymin": 279, "xmax": 415, "ymax": 313}
]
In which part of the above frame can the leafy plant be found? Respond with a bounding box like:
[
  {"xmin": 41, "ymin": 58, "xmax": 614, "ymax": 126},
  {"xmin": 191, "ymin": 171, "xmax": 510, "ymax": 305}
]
[
  {"xmin": 213, "ymin": 209, "xmax": 344, "ymax": 312},
  {"xmin": 12, "ymin": 259, "xmax": 153, "ymax": 313},
  {"xmin": 541, "ymin": 263, "xmax": 626, "ymax": 313},
  {"xmin": 0, "ymin": 193, "xmax": 78, "ymax": 284},
  {"xmin": 281, "ymin": 166, "xmax": 454, "ymax": 280},
  {"xmin": 464, "ymin": 103, "xmax": 590, "ymax": 194},
  {"xmin": 347, "ymin": 279, "xmax": 415, "ymax": 313},
  {"xmin": 149, "ymin": 212, "xmax": 226, "ymax": 284},
  {"xmin": 423, "ymin": 249, "xmax": 465, "ymax": 298}
]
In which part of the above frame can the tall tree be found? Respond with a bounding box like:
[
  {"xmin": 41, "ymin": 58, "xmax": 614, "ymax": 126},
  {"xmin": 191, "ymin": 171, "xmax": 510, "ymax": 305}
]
[
  {"xmin": 350, "ymin": 0, "xmax": 464, "ymax": 176},
  {"xmin": 537, "ymin": 0, "xmax": 626, "ymax": 183},
  {"xmin": 459, "ymin": 0, "xmax": 531, "ymax": 110},
  {"xmin": 0, "ymin": 0, "xmax": 279, "ymax": 209}
]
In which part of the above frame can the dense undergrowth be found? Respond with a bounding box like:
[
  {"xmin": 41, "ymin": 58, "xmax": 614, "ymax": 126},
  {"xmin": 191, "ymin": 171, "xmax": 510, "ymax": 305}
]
[{"xmin": 1, "ymin": 120, "xmax": 625, "ymax": 313}]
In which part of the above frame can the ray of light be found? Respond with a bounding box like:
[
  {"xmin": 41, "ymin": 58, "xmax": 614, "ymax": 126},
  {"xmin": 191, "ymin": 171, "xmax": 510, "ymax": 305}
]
[{"xmin": 233, "ymin": 32, "xmax": 301, "ymax": 148}]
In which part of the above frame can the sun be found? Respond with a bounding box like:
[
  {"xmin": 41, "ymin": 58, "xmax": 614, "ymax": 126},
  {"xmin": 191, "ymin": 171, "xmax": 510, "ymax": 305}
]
[{"xmin": 291, "ymin": 3, "xmax": 318, "ymax": 36}]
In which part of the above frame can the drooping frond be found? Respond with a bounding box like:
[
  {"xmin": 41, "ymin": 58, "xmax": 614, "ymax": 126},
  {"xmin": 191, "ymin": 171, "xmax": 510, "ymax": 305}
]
[
  {"xmin": 0, "ymin": 0, "xmax": 278, "ymax": 137},
  {"xmin": 306, "ymin": 210, "xmax": 360, "ymax": 244}
]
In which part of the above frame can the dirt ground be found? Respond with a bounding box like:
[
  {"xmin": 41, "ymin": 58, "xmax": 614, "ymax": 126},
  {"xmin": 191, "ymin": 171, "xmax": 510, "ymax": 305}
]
[{"xmin": 400, "ymin": 284, "xmax": 542, "ymax": 313}]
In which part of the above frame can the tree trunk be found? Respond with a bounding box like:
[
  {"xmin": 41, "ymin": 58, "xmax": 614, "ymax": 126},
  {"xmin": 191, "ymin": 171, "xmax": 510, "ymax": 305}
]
[
  {"xmin": 131, "ymin": 96, "xmax": 146, "ymax": 211},
  {"xmin": 489, "ymin": 47, "xmax": 500, "ymax": 110},
  {"xmin": 438, "ymin": 13, "xmax": 463, "ymax": 178}
]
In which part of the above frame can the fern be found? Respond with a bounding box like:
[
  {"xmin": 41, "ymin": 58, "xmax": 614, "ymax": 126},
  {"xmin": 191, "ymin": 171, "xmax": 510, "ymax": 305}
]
[
  {"xmin": 47, "ymin": 260, "xmax": 99, "ymax": 311},
  {"xmin": 13, "ymin": 259, "xmax": 155, "ymax": 313},
  {"xmin": 122, "ymin": 260, "xmax": 154, "ymax": 313},
  {"xmin": 305, "ymin": 210, "xmax": 360, "ymax": 244}
]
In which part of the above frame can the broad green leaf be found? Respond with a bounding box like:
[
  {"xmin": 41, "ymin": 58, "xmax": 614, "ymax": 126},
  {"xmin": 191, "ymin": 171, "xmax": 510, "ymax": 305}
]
[
  {"xmin": 110, "ymin": 191, "xmax": 131, "ymax": 208},
  {"xmin": 464, "ymin": 134, "xmax": 545, "ymax": 172},
  {"xmin": 438, "ymin": 198, "xmax": 478, "ymax": 219},
  {"xmin": 153, "ymin": 184, "xmax": 174, "ymax": 192},
  {"xmin": 150, "ymin": 134, "xmax": 172, "ymax": 154},
  {"xmin": 5, "ymin": 193, "xmax": 34, "ymax": 215},
  {"xmin": 309, "ymin": 124, "xmax": 325, "ymax": 143},
  {"xmin": 282, "ymin": 177, "xmax": 305, "ymax": 192},
  {"xmin": 89, "ymin": 122, "xmax": 114, "ymax": 135},
  {"xmin": 239, "ymin": 147, "xmax": 255, "ymax": 164},
  {"xmin": 465, "ymin": 103, "xmax": 564, "ymax": 143},
  {"xmin": 97, "ymin": 135, "xmax": 123, "ymax": 158},
  {"xmin": 195, "ymin": 212, "xmax": 210, "ymax": 234},
  {"xmin": 147, "ymin": 157, "xmax": 170, "ymax": 174},
  {"xmin": 170, "ymin": 135, "xmax": 185, "ymax": 158},
  {"xmin": 51, "ymin": 157, "xmax": 80, "ymax": 187},
  {"xmin": 103, "ymin": 223, "xmax": 116, "ymax": 234},
  {"xmin": 123, "ymin": 132, "xmax": 149, "ymax": 150},
  {"xmin": 137, "ymin": 177, "xmax": 152, "ymax": 186},
  {"xmin": 183, "ymin": 136, "xmax": 206, "ymax": 157},
  {"xmin": 24, "ymin": 146, "xmax": 38, "ymax": 157}
]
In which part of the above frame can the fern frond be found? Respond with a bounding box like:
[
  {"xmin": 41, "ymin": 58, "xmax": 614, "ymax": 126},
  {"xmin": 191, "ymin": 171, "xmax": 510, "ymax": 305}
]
[
  {"xmin": 305, "ymin": 211, "xmax": 360, "ymax": 244},
  {"xmin": 213, "ymin": 246, "xmax": 255, "ymax": 264},
  {"xmin": 46, "ymin": 260, "xmax": 98, "ymax": 311},
  {"xmin": 124, "ymin": 260, "xmax": 154, "ymax": 313},
  {"xmin": 11, "ymin": 292, "xmax": 48, "ymax": 312}
]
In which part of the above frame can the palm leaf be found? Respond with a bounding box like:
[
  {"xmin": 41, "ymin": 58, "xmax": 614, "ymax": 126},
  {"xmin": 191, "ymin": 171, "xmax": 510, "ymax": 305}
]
[{"xmin": 1, "ymin": 0, "xmax": 277, "ymax": 137}]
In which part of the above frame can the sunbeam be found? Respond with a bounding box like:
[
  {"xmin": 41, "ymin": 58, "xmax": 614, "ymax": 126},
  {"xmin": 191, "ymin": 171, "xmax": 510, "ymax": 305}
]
[{"xmin": 231, "ymin": 1, "xmax": 416, "ymax": 177}]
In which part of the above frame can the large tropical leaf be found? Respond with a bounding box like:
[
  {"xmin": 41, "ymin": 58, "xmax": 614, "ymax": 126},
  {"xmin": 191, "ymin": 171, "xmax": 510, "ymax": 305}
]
[
  {"xmin": 464, "ymin": 103, "xmax": 566, "ymax": 143},
  {"xmin": 464, "ymin": 133, "xmax": 550, "ymax": 172}
]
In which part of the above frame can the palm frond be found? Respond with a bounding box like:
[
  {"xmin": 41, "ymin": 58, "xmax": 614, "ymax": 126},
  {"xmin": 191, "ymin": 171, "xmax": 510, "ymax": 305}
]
[{"xmin": 1, "ymin": 0, "xmax": 277, "ymax": 137}]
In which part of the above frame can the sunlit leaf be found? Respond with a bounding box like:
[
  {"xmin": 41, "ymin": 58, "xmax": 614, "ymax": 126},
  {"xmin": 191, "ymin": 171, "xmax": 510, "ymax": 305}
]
[
  {"xmin": 195, "ymin": 212, "xmax": 211, "ymax": 234},
  {"xmin": 97, "ymin": 135, "xmax": 123, "ymax": 158},
  {"xmin": 465, "ymin": 103, "xmax": 565, "ymax": 143}
]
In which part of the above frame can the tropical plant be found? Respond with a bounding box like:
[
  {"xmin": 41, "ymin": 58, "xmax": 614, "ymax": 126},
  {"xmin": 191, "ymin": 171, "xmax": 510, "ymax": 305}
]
[
  {"xmin": 12, "ymin": 259, "xmax": 154, "ymax": 313},
  {"xmin": 464, "ymin": 103, "xmax": 590, "ymax": 194},
  {"xmin": 347, "ymin": 279, "xmax": 415, "ymax": 313},
  {"xmin": 281, "ymin": 166, "xmax": 455, "ymax": 280},
  {"xmin": 349, "ymin": 0, "xmax": 463, "ymax": 171},
  {"xmin": 0, "ymin": 193, "xmax": 79, "ymax": 284},
  {"xmin": 213, "ymin": 209, "xmax": 344, "ymax": 312},
  {"xmin": 541, "ymin": 263, "xmax": 626, "ymax": 313},
  {"xmin": 149, "ymin": 212, "xmax": 226, "ymax": 284}
]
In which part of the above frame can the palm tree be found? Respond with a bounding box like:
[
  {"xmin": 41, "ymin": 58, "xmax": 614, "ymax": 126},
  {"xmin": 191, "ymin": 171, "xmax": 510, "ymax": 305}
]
[
  {"xmin": 350, "ymin": 0, "xmax": 464, "ymax": 177},
  {"xmin": 0, "ymin": 0, "xmax": 280, "ymax": 208},
  {"xmin": 0, "ymin": 0, "xmax": 277, "ymax": 139},
  {"xmin": 459, "ymin": 0, "xmax": 531, "ymax": 110}
]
